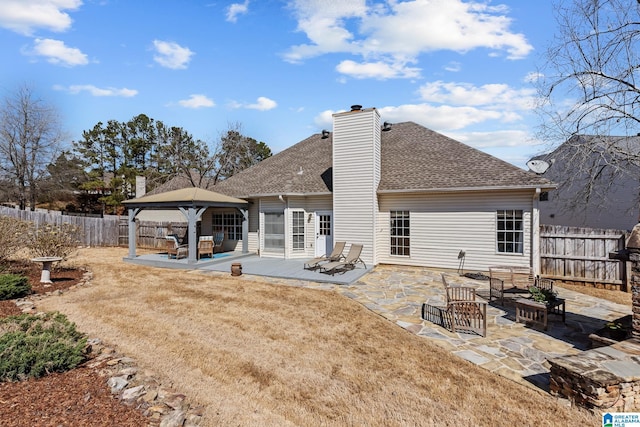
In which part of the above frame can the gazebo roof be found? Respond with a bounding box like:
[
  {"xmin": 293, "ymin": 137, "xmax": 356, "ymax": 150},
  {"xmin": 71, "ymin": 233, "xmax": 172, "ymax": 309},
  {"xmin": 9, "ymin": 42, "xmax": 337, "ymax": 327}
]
[{"xmin": 122, "ymin": 187, "xmax": 248, "ymax": 209}]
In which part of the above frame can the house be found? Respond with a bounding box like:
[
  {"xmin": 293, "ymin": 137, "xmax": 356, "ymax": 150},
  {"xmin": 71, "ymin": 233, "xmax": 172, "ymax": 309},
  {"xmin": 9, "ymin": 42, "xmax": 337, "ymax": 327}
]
[
  {"xmin": 527, "ymin": 134, "xmax": 640, "ymax": 231},
  {"xmin": 206, "ymin": 105, "xmax": 555, "ymax": 273}
]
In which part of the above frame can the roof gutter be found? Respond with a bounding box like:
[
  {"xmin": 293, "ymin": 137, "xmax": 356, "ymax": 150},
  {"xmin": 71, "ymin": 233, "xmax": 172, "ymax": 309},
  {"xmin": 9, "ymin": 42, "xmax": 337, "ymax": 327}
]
[{"xmin": 377, "ymin": 184, "xmax": 557, "ymax": 195}]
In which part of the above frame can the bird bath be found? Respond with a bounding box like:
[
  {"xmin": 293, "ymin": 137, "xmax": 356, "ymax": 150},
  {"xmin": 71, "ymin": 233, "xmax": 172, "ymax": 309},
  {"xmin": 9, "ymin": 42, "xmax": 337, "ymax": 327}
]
[{"xmin": 30, "ymin": 257, "xmax": 63, "ymax": 284}]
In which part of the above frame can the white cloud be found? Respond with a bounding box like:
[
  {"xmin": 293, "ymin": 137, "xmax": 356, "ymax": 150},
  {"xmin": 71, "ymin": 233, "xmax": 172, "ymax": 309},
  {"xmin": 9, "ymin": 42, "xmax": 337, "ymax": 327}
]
[
  {"xmin": 0, "ymin": 0, "xmax": 81, "ymax": 35},
  {"xmin": 54, "ymin": 84, "xmax": 137, "ymax": 97},
  {"xmin": 444, "ymin": 61, "xmax": 461, "ymax": 72},
  {"xmin": 284, "ymin": 0, "xmax": 532, "ymax": 79},
  {"xmin": 378, "ymin": 103, "xmax": 503, "ymax": 131},
  {"xmin": 178, "ymin": 94, "xmax": 215, "ymax": 109},
  {"xmin": 418, "ymin": 81, "xmax": 536, "ymax": 111},
  {"xmin": 226, "ymin": 0, "xmax": 249, "ymax": 23},
  {"xmin": 152, "ymin": 40, "xmax": 194, "ymax": 69},
  {"xmin": 30, "ymin": 38, "xmax": 88, "ymax": 66},
  {"xmin": 231, "ymin": 97, "xmax": 277, "ymax": 111},
  {"xmin": 446, "ymin": 130, "xmax": 541, "ymax": 149},
  {"xmin": 524, "ymin": 71, "xmax": 543, "ymax": 83},
  {"xmin": 361, "ymin": 0, "xmax": 532, "ymax": 59},
  {"xmin": 336, "ymin": 59, "xmax": 420, "ymax": 80}
]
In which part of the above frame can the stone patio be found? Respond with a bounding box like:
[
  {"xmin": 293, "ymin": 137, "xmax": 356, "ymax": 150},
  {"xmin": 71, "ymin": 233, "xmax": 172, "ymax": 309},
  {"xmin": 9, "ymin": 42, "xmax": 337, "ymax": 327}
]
[{"xmin": 194, "ymin": 262, "xmax": 631, "ymax": 393}]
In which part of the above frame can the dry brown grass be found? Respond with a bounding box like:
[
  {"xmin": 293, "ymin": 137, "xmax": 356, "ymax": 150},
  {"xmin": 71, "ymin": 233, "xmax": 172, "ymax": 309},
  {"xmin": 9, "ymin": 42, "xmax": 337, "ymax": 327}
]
[
  {"xmin": 38, "ymin": 247, "xmax": 599, "ymax": 426},
  {"xmin": 556, "ymin": 282, "xmax": 632, "ymax": 306}
]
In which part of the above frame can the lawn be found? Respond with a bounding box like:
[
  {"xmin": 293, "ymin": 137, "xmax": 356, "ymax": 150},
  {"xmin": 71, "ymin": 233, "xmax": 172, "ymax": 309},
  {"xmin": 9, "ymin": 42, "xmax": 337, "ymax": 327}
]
[{"xmin": 37, "ymin": 247, "xmax": 599, "ymax": 426}]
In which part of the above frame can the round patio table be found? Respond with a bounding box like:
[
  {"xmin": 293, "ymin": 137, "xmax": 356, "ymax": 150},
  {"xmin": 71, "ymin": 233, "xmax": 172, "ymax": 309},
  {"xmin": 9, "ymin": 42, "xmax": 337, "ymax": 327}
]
[{"xmin": 30, "ymin": 257, "xmax": 63, "ymax": 284}]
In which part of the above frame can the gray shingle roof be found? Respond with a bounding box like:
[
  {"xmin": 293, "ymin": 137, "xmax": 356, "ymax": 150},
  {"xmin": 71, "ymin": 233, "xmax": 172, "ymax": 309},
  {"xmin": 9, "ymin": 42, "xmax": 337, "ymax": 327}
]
[{"xmin": 208, "ymin": 121, "xmax": 554, "ymax": 198}]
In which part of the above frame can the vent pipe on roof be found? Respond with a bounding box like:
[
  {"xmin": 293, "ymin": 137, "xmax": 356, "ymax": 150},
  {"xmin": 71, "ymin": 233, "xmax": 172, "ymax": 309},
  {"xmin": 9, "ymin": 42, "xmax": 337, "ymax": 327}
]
[{"xmin": 350, "ymin": 104, "xmax": 362, "ymax": 111}]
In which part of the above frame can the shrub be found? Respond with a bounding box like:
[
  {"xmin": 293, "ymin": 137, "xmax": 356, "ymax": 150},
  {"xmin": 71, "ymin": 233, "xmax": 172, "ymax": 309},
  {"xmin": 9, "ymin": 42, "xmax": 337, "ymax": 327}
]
[
  {"xmin": 26, "ymin": 222, "xmax": 83, "ymax": 260},
  {"xmin": 0, "ymin": 312, "xmax": 86, "ymax": 381},
  {"xmin": 0, "ymin": 274, "xmax": 31, "ymax": 300},
  {"xmin": 0, "ymin": 217, "xmax": 33, "ymax": 261}
]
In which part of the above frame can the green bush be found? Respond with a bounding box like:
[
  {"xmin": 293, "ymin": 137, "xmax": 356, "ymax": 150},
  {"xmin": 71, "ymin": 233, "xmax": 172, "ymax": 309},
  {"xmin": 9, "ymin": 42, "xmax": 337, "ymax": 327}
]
[
  {"xmin": 0, "ymin": 312, "xmax": 86, "ymax": 381},
  {"xmin": 0, "ymin": 274, "xmax": 31, "ymax": 300}
]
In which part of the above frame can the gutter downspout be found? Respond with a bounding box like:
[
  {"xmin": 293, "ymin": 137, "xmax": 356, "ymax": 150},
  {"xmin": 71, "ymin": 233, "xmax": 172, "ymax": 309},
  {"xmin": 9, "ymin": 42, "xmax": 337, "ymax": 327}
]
[
  {"xmin": 279, "ymin": 195, "xmax": 288, "ymax": 259},
  {"xmin": 532, "ymin": 188, "xmax": 541, "ymax": 276}
]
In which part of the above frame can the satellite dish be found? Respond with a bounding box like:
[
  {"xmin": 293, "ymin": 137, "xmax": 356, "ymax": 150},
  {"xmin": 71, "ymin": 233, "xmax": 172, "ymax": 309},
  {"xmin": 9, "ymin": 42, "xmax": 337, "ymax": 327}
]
[{"xmin": 526, "ymin": 159, "xmax": 551, "ymax": 174}]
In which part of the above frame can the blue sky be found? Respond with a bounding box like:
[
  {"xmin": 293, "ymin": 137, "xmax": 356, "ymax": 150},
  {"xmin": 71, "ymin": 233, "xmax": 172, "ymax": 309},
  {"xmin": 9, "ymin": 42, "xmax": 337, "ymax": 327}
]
[{"xmin": 0, "ymin": 0, "xmax": 558, "ymax": 169}]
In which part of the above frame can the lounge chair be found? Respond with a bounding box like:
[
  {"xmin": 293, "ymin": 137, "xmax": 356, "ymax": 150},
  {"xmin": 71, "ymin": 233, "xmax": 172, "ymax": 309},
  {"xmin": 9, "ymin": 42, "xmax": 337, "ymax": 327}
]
[
  {"xmin": 166, "ymin": 235, "xmax": 188, "ymax": 259},
  {"xmin": 303, "ymin": 241, "xmax": 346, "ymax": 270},
  {"xmin": 319, "ymin": 243, "xmax": 366, "ymax": 275}
]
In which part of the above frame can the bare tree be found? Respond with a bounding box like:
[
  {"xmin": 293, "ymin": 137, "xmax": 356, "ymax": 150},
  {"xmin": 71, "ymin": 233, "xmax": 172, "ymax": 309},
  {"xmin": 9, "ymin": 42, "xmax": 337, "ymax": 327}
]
[
  {"xmin": 211, "ymin": 122, "xmax": 272, "ymax": 184},
  {"xmin": 0, "ymin": 85, "xmax": 64, "ymax": 210},
  {"xmin": 535, "ymin": 0, "xmax": 640, "ymax": 216}
]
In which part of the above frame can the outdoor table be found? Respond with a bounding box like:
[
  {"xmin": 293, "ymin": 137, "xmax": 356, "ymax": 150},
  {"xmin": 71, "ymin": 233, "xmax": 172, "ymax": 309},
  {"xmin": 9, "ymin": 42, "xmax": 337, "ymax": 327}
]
[
  {"xmin": 30, "ymin": 257, "xmax": 63, "ymax": 284},
  {"xmin": 515, "ymin": 298, "xmax": 566, "ymax": 331}
]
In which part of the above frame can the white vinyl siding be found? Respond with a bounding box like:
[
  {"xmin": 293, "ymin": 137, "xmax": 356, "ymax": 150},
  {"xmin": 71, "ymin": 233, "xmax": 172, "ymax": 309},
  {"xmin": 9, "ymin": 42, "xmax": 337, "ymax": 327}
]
[
  {"xmin": 332, "ymin": 108, "xmax": 380, "ymax": 266},
  {"xmin": 377, "ymin": 190, "xmax": 534, "ymax": 271}
]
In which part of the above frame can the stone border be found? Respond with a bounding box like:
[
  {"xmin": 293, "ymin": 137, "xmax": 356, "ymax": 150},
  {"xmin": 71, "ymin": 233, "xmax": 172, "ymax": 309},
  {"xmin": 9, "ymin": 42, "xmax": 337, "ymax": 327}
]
[{"xmin": 16, "ymin": 270, "xmax": 203, "ymax": 427}]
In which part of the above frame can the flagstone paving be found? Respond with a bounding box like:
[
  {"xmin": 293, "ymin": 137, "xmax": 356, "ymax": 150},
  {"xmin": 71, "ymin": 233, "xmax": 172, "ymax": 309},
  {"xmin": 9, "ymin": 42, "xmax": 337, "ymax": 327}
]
[{"xmin": 196, "ymin": 263, "xmax": 632, "ymax": 392}]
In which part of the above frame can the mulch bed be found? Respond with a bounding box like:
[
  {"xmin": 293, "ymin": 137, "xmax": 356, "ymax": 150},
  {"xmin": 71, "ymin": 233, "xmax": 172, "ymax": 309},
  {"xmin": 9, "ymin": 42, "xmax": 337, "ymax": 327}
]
[{"xmin": 0, "ymin": 260, "xmax": 155, "ymax": 426}]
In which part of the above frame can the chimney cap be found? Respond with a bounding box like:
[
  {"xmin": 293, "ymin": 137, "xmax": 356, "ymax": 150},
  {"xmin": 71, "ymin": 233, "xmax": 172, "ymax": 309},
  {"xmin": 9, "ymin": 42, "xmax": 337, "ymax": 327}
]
[{"xmin": 350, "ymin": 104, "xmax": 362, "ymax": 111}]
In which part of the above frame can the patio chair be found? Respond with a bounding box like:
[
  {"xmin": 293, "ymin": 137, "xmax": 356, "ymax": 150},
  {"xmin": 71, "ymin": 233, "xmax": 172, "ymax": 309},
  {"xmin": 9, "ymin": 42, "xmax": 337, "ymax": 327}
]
[
  {"xmin": 303, "ymin": 241, "xmax": 346, "ymax": 270},
  {"xmin": 488, "ymin": 266, "xmax": 534, "ymax": 305},
  {"xmin": 421, "ymin": 273, "xmax": 487, "ymax": 337},
  {"xmin": 441, "ymin": 273, "xmax": 478, "ymax": 304},
  {"xmin": 533, "ymin": 276, "xmax": 554, "ymax": 292},
  {"xmin": 198, "ymin": 236, "xmax": 214, "ymax": 260},
  {"xmin": 319, "ymin": 243, "xmax": 365, "ymax": 276},
  {"xmin": 213, "ymin": 231, "xmax": 224, "ymax": 253},
  {"xmin": 166, "ymin": 235, "xmax": 188, "ymax": 259}
]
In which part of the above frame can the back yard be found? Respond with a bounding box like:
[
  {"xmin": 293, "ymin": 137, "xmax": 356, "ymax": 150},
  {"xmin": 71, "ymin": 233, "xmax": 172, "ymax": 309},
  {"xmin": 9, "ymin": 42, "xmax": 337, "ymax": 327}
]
[{"xmin": 13, "ymin": 247, "xmax": 599, "ymax": 426}]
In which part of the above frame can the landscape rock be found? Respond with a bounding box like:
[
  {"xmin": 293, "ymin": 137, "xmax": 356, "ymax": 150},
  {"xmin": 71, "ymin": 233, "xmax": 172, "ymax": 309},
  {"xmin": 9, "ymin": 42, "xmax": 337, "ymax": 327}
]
[
  {"xmin": 107, "ymin": 376, "xmax": 128, "ymax": 393},
  {"xmin": 122, "ymin": 384, "xmax": 146, "ymax": 401},
  {"xmin": 160, "ymin": 409, "xmax": 186, "ymax": 427}
]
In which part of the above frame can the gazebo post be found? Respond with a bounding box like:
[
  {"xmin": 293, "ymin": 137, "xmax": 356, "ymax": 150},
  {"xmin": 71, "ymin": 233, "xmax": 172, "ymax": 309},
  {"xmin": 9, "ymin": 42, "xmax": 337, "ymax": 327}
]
[
  {"xmin": 127, "ymin": 208, "xmax": 140, "ymax": 258},
  {"xmin": 241, "ymin": 208, "xmax": 249, "ymax": 254}
]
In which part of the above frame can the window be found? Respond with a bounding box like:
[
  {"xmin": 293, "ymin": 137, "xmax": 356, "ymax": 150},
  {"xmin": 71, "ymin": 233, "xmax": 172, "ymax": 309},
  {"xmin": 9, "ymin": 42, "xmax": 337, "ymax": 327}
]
[
  {"xmin": 292, "ymin": 211, "xmax": 305, "ymax": 250},
  {"xmin": 264, "ymin": 211, "xmax": 285, "ymax": 251},
  {"xmin": 497, "ymin": 210, "xmax": 524, "ymax": 254},
  {"xmin": 390, "ymin": 211, "xmax": 410, "ymax": 256},
  {"xmin": 317, "ymin": 214, "xmax": 331, "ymax": 236},
  {"xmin": 213, "ymin": 212, "xmax": 243, "ymax": 240}
]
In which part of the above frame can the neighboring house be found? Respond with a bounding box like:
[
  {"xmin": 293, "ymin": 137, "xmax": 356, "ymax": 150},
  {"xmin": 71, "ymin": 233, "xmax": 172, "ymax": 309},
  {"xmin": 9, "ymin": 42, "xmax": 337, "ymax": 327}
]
[
  {"xmin": 527, "ymin": 134, "xmax": 640, "ymax": 231},
  {"xmin": 205, "ymin": 105, "xmax": 554, "ymax": 273}
]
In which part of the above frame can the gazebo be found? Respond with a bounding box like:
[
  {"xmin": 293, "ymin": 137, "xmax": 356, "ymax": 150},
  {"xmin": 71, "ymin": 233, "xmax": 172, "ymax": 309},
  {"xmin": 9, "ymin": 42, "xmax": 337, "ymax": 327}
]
[{"xmin": 122, "ymin": 187, "xmax": 249, "ymax": 264}]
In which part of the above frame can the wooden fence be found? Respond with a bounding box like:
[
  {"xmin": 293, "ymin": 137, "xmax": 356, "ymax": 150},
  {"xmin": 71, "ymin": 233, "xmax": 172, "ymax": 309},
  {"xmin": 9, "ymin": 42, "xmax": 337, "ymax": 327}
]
[
  {"xmin": 0, "ymin": 206, "xmax": 121, "ymax": 247},
  {"xmin": 1, "ymin": 206, "xmax": 631, "ymax": 289},
  {"xmin": 119, "ymin": 219, "xmax": 188, "ymax": 249},
  {"xmin": 0, "ymin": 206, "xmax": 190, "ymax": 249},
  {"xmin": 540, "ymin": 224, "xmax": 628, "ymax": 290}
]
